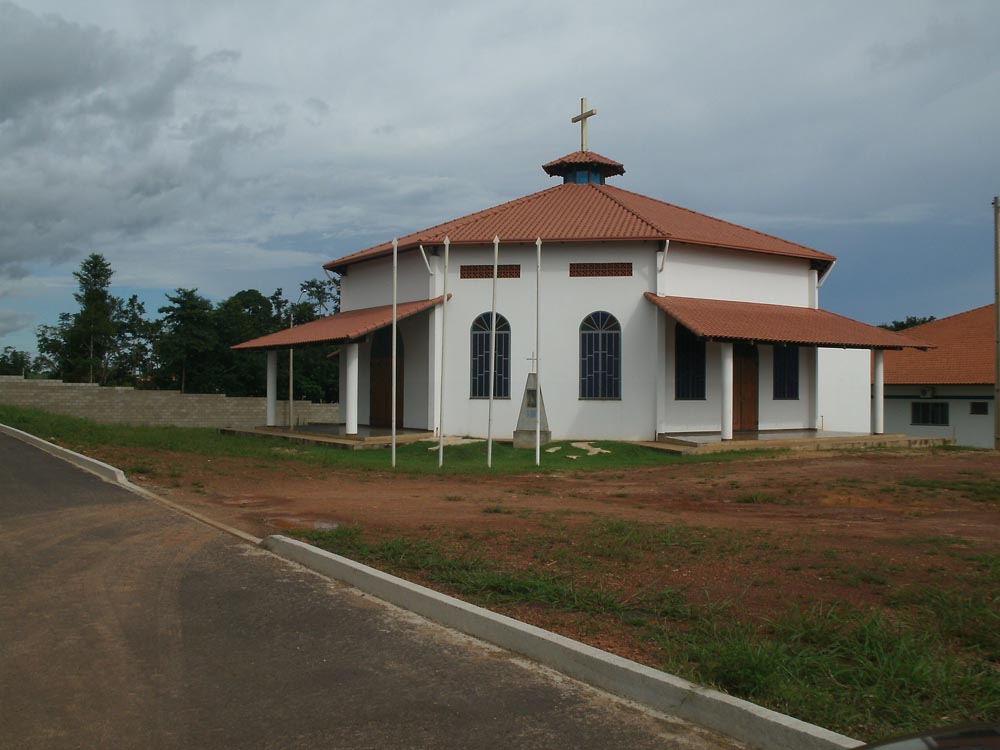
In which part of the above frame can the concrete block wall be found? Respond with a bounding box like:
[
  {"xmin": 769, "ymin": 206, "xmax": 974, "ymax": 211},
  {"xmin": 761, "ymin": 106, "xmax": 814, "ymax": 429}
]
[{"xmin": 0, "ymin": 376, "xmax": 339, "ymax": 429}]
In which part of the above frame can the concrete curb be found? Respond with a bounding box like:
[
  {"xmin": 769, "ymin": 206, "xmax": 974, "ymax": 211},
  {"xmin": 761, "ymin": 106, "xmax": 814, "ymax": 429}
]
[
  {"xmin": 0, "ymin": 423, "xmax": 261, "ymax": 545},
  {"xmin": 262, "ymin": 534, "xmax": 863, "ymax": 750}
]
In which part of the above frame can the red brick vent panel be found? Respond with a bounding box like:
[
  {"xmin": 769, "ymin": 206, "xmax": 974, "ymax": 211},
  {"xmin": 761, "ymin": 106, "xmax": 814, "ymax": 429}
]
[
  {"xmin": 569, "ymin": 262, "xmax": 633, "ymax": 278},
  {"xmin": 460, "ymin": 264, "xmax": 521, "ymax": 279}
]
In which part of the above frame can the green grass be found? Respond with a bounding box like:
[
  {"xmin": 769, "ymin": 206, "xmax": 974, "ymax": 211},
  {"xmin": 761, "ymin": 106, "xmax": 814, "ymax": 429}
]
[
  {"xmin": 734, "ymin": 492, "xmax": 802, "ymax": 505},
  {"xmin": 293, "ymin": 526, "xmax": 621, "ymax": 612},
  {"xmin": 899, "ymin": 478, "xmax": 1000, "ymax": 504},
  {"xmin": 661, "ymin": 603, "xmax": 1000, "ymax": 741},
  {"xmin": 293, "ymin": 524, "xmax": 1000, "ymax": 740},
  {"xmin": 0, "ymin": 404, "xmax": 786, "ymax": 476}
]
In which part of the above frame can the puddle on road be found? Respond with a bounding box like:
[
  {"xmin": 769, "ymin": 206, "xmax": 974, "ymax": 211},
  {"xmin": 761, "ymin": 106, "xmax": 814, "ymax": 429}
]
[
  {"xmin": 221, "ymin": 497, "xmax": 272, "ymax": 507},
  {"xmin": 265, "ymin": 515, "xmax": 339, "ymax": 531}
]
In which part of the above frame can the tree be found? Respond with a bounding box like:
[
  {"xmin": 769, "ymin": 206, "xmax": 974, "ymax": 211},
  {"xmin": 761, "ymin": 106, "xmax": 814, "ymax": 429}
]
[
  {"xmin": 214, "ymin": 289, "xmax": 281, "ymax": 396},
  {"xmin": 879, "ymin": 315, "xmax": 936, "ymax": 332},
  {"xmin": 299, "ymin": 276, "xmax": 340, "ymax": 317},
  {"xmin": 0, "ymin": 346, "xmax": 34, "ymax": 376},
  {"xmin": 110, "ymin": 295, "xmax": 159, "ymax": 385},
  {"xmin": 36, "ymin": 312, "xmax": 73, "ymax": 379},
  {"xmin": 288, "ymin": 276, "xmax": 341, "ymax": 402},
  {"xmin": 156, "ymin": 289, "xmax": 217, "ymax": 393},
  {"xmin": 67, "ymin": 253, "xmax": 119, "ymax": 383}
]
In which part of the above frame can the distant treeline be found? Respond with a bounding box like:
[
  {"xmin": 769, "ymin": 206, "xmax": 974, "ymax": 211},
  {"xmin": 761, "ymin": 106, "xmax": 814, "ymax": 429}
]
[{"xmin": 1, "ymin": 253, "xmax": 340, "ymax": 402}]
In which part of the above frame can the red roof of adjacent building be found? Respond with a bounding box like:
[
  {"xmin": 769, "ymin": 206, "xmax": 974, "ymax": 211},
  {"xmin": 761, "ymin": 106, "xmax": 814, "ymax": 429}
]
[
  {"xmin": 325, "ymin": 156, "xmax": 836, "ymax": 273},
  {"xmin": 231, "ymin": 296, "xmax": 445, "ymax": 351},
  {"xmin": 644, "ymin": 294, "xmax": 931, "ymax": 350},
  {"xmin": 882, "ymin": 304, "xmax": 996, "ymax": 385}
]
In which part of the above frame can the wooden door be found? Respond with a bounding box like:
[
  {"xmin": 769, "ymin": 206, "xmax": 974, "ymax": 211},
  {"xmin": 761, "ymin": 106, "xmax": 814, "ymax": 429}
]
[
  {"xmin": 369, "ymin": 328, "xmax": 404, "ymax": 428},
  {"xmin": 733, "ymin": 344, "xmax": 758, "ymax": 433}
]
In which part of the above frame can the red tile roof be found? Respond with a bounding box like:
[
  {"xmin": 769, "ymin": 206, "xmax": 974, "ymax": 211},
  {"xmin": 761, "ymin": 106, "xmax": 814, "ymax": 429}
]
[
  {"xmin": 232, "ymin": 296, "xmax": 445, "ymax": 351},
  {"xmin": 883, "ymin": 304, "xmax": 995, "ymax": 384},
  {"xmin": 644, "ymin": 294, "xmax": 931, "ymax": 350},
  {"xmin": 542, "ymin": 150, "xmax": 626, "ymax": 177},
  {"xmin": 324, "ymin": 182, "xmax": 835, "ymax": 273}
]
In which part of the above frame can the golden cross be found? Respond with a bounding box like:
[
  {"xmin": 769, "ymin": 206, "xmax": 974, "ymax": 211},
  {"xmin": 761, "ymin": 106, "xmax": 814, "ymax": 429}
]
[{"xmin": 571, "ymin": 97, "xmax": 597, "ymax": 152}]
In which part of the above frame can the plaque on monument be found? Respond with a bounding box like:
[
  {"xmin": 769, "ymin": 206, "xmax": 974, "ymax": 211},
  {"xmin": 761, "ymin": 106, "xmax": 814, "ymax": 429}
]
[{"xmin": 513, "ymin": 372, "xmax": 551, "ymax": 449}]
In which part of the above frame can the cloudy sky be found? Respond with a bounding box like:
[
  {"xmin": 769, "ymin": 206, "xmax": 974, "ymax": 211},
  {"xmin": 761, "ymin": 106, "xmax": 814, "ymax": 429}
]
[{"xmin": 2, "ymin": 0, "xmax": 999, "ymax": 352}]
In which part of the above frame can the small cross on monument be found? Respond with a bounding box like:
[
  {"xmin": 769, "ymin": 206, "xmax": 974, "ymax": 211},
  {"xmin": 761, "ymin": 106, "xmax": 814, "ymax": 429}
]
[{"xmin": 571, "ymin": 97, "xmax": 597, "ymax": 152}]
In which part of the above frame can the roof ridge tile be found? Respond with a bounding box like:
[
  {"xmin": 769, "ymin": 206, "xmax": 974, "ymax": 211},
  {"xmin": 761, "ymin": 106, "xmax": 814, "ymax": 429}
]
[
  {"xmin": 607, "ymin": 185, "xmax": 829, "ymax": 260},
  {"xmin": 592, "ymin": 184, "xmax": 670, "ymax": 237}
]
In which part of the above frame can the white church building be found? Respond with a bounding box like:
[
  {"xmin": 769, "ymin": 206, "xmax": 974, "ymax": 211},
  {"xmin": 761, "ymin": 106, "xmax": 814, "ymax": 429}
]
[{"xmin": 236, "ymin": 106, "xmax": 926, "ymax": 442}]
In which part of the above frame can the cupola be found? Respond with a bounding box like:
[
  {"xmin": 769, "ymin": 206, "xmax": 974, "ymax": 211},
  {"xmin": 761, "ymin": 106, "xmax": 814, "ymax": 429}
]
[{"xmin": 542, "ymin": 97, "xmax": 625, "ymax": 184}]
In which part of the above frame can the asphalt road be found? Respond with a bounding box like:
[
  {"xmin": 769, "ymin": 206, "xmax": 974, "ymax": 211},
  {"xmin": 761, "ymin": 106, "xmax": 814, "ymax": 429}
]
[{"xmin": 0, "ymin": 432, "xmax": 744, "ymax": 750}]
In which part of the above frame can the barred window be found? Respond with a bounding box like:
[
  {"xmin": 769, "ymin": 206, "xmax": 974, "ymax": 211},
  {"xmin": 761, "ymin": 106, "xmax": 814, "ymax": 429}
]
[
  {"xmin": 470, "ymin": 313, "xmax": 511, "ymax": 399},
  {"xmin": 911, "ymin": 402, "xmax": 948, "ymax": 426},
  {"xmin": 674, "ymin": 323, "xmax": 705, "ymax": 400},
  {"xmin": 773, "ymin": 346, "xmax": 799, "ymax": 400},
  {"xmin": 970, "ymin": 402, "xmax": 989, "ymax": 416},
  {"xmin": 460, "ymin": 264, "xmax": 520, "ymax": 279},
  {"xmin": 579, "ymin": 311, "xmax": 621, "ymax": 399},
  {"xmin": 569, "ymin": 262, "xmax": 632, "ymax": 278}
]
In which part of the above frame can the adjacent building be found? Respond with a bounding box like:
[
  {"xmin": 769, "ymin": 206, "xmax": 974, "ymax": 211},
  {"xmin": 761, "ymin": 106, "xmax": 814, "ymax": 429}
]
[{"xmin": 882, "ymin": 304, "xmax": 996, "ymax": 448}]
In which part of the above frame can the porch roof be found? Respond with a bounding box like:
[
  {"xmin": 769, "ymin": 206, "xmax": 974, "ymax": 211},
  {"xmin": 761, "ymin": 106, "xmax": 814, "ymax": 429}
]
[
  {"xmin": 232, "ymin": 296, "xmax": 446, "ymax": 351},
  {"xmin": 644, "ymin": 294, "xmax": 932, "ymax": 350}
]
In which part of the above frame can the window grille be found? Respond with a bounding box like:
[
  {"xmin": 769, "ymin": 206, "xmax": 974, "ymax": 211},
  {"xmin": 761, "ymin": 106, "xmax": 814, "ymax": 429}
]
[
  {"xmin": 675, "ymin": 323, "xmax": 706, "ymax": 400},
  {"xmin": 773, "ymin": 346, "xmax": 800, "ymax": 400},
  {"xmin": 569, "ymin": 262, "xmax": 632, "ymax": 278},
  {"xmin": 460, "ymin": 265, "xmax": 520, "ymax": 279},
  {"xmin": 579, "ymin": 311, "xmax": 621, "ymax": 399},
  {"xmin": 470, "ymin": 313, "xmax": 511, "ymax": 398},
  {"xmin": 911, "ymin": 402, "xmax": 948, "ymax": 426}
]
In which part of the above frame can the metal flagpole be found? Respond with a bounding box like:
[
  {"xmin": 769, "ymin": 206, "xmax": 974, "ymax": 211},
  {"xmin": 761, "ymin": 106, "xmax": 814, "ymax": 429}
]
[
  {"xmin": 993, "ymin": 197, "xmax": 999, "ymax": 451},
  {"xmin": 288, "ymin": 309, "xmax": 294, "ymax": 431},
  {"xmin": 487, "ymin": 235, "xmax": 499, "ymax": 468},
  {"xmin": 535, "ymin": 237, "xmax": 542, "ymax": 467},
  {"xmin": 391, "ymin": 237, "xmax": 398, "ymax": 468},
  {"xmin": 438, "ymin": 237, "xmax": 450, "ymax": 468}
]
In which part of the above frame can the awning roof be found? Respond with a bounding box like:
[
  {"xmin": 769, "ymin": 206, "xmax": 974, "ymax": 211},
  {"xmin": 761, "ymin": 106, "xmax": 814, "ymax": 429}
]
[
  {"xmin": 644, "ymin": 294, "xmax": 932, "ymax": 350},
  {"xmin": 232, "ymin": 296, "xmax": 445, "ymax": 351}
]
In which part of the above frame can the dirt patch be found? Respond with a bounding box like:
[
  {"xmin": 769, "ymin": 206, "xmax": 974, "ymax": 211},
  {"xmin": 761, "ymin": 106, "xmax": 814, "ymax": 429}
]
[{"xmin": 105, "ymin": 445, "xmax": 1000, "ymax": 610}]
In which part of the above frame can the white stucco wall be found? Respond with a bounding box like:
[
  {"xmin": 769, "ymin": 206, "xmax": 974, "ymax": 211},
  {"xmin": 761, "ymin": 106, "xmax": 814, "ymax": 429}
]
[
  {"xmin": 816, "ymin": 348, "xmax": 872, "ymax": 432},
  {"xmin": 883, "ymin": 385, "xmax": 994, "ymax": 448},
  {"xmin": 757, "ymin": 345, "xmax": 813, "ymax": 430},
  {"xmin": 435, "ymin": 241, "xmax": 661, "ymax": 440},
  {"xmin": 336, "ymin": 236, "xmax": 875, "ymax": 440},
  {"xmin": 340, "ymin": 252, "xmax": 434, "ymax": 310},
  {"xmin": 662, "ymin": 244, "xmax": 812, "ymax": 306},
  {"xmin": 400, "ymin": 314, "xmax": 431, "ymax": 429}
]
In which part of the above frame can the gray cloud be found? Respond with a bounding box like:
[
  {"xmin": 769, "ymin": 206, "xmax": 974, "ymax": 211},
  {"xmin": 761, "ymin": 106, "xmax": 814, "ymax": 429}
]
[
  {"xmin": 0, "ymin": 309, "xmax": 35, "ymax": 337},
  {"xmin": 0, "ymin": 0, "xmax": 998, "ymax": 356}
]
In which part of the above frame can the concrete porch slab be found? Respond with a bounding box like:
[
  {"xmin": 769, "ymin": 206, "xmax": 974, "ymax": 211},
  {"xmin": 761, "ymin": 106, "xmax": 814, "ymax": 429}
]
[{"xmin": 644, "ymin": 431, "xmax": 954, "ymax": 455}]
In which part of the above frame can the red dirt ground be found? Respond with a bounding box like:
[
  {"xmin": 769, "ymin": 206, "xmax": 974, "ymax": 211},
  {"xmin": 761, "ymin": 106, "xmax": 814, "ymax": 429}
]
[{"xmin": 96, "ymin": 445, "xmax": 1000, "ymax": 618}]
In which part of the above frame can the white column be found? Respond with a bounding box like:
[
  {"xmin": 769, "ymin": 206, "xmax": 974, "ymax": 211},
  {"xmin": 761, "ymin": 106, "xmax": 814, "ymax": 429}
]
[
  {"xmin": 344, "ymin": 342, "xmax": 359, "ymax": 435},
  {"xmin": 654, "ymin": 313, "xmax": 667, "ymax": 436},
  {"xmin": 265, "ymin": 350, "xmax": 277, "ymax": 426},
  {"xmin": 810, "ymin": 346, "xmax": 820, "ymax": 431},
  {"xmin": 721, "ymin": 342, "xmax": 734, "ymax": 440},
  {"xmin": 872, "ymin": 349, "xmax": 884, "ymax": 435}
]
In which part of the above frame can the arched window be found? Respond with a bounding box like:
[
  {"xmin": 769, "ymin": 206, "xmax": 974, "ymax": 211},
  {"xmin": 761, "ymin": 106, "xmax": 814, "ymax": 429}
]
[
  {"xmin": 470, "ymin": 313, "xmax": 511, "ymax": 399},
  {"xmin": 579, "ymin": 311, "xmax": 621, "ymax": 399}
]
